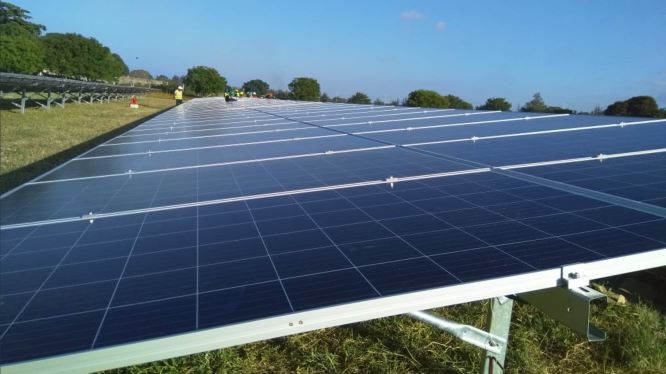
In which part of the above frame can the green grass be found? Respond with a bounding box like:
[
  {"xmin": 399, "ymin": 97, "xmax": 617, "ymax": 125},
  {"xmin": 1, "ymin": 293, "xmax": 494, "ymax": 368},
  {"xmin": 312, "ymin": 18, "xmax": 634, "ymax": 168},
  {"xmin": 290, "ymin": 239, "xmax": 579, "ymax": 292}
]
[
  {"xmin": 0, "ymin": 92, "xmax": 175, "ymax": 193},
  {"xmin": 2, "ymin": 96, "xmax": 664, "ymax": 373}
]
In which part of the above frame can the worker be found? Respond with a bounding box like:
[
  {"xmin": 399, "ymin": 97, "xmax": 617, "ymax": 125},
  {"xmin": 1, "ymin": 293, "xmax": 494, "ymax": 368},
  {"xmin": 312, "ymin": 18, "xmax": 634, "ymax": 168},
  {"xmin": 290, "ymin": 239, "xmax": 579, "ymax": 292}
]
[{"xmin": 174, "ymin": 86, "xmax": 183, "ymax": 105}]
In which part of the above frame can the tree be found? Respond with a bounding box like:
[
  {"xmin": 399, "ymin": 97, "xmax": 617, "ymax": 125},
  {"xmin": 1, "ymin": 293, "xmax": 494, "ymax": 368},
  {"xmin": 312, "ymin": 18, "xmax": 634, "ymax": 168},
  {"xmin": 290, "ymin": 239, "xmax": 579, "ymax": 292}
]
[
  {"xmin": 0, "ymin": 1, "xmax": 45, "ymax": 73},
  {"xmin": 161, "ymin": 75, "xmax": 185, "ymax": 93},
  {"xmin": 347, "ymin": 91, "xmax": 371, "ymax": 104},
  {"xmin": 0, "ymin": 1, "xmax": 45, "ymax": 37},
  {"xmin": 626, "ymin": 96, "xmax": 659, "ymax": 117},
  {"xmin": 518, "ymin": 92, "xmax": 575, "ymax": 114},
  {"xmin": 320, "ymin": 93, "xmax": 330, "ymax": 102},
  {"xmin": 155, "ymin": 74, "xmax": 169, "ymax": 81},
  {"xmin": 41, "ymin": 33, "xmax": 127, "ymax": 81},
  {"xmin": 0, "ymin": 33, "xmax": 44, "ymax": 73},
  {"xmin": 106, "ymin": 53, "xmax": 129, "ymax": 77},
  {"xmin": 274, "ymin": 89, "xmax": 290, "ymax": 100},
  {"xmin": 242, "ymin": 79, "xmax": 270, "ymax": 96},
  {"xmin": 604, "ymin": 101, "xmax": 628, "ymax": 116},
  {"xmin": 331, "ymin": 96, "xmax": 347, "ymax": 103},
  {"xmin": 444, "ymin": 94, "xmax": 473, "ymax": 109},
  {"xmin": 591, "ymin": 105, "xmax": 603, "ymax": 116},
  {"xmin": 477, "ymin": 97, "xmax": 511, "ymax": 111},
  {"xmin": 521, "ymin": 93, "xmax": 547, "ymax": 112},
  {"xmin": 129, "ymin": 69, "xmax": 152, "ymax": 79},
  {"xmin": 604, "ymin": 96, "xmax": 659, "ymax": 117},
  {"xmin": 184, "ymin": 66, "xmax": 227, "ymax": 96},
  {"xmin": 288, "ymin": 77, "xmax": 320, "ymax": 101},
  {"xmin": 405, "ymin": 89, "xmax": 449, "ymax": 108},
  {"xmin": 546, "ymin": 106, "xmax": 575, "ymax": 114},
  {"xmin": 373, "ymin": 98, "xmax": 385, "ymax": 105}
]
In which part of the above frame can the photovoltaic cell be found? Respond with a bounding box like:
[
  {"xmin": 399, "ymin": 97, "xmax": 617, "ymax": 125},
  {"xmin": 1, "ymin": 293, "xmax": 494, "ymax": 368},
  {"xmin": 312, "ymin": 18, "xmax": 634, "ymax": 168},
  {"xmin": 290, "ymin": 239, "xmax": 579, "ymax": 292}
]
[
  {"xmin": 1, "ymin": 98, "xmax": 665, "ymax": 370},
  {"xmin": 520, "ymin": 152, "xmax": 666, "ymax": 207},
  {"xmin": 414, "ymin": 122, "xmax": 666, "ymax": 166}
]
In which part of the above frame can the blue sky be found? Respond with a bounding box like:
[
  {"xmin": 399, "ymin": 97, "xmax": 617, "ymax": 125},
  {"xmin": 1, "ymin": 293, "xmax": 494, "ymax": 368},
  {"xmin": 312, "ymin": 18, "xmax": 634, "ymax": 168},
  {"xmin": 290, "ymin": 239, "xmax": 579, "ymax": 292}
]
[{"xmin": 13, "ymin": 0, "xmax": 666, "ymax": 111}]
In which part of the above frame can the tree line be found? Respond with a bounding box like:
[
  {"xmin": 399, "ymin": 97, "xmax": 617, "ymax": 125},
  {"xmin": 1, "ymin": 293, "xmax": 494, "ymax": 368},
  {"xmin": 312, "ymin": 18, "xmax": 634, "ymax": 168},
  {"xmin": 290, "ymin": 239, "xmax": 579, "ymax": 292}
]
[
  {"xmin": 224, "ymin": 76, "xmax": 666, "ymax": 119},
  {"xmin": 4, "ymin": 1, "xmax": 662, "ymax": 118},
  {"xmin": 202, "ymin": 73, "xmax": 665, "ymax": 119},
  {"xmin": 0, "ymin": 1, "xmax": 128, "ymax": 82}
]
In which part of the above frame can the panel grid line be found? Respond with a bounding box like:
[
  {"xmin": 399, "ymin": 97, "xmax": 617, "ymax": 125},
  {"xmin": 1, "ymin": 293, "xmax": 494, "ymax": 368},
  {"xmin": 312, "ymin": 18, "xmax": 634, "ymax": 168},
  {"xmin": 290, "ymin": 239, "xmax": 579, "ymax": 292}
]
[
  {"xmin": 226, "ymin": 162, "xmax": 296, "ymax": 312},
  {"xmin": 0, "ymin": 174, "xmax": 136, "ymax": 341},
  {"xmin": 255, "ymin": 107, "xmax": 665, "ymax": 222},
  {"xmin": 2, "ymin": 99, "xmax": 665, "ymax": 370},
  {"xmin": 89, "ymin": 171, "xmax": 170, "ymax": 348}
]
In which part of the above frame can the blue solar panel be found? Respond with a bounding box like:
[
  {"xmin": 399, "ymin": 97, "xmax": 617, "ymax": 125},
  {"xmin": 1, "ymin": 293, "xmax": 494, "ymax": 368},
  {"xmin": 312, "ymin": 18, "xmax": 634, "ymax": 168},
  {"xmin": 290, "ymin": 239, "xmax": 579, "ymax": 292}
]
[
  {"xmin": 521, "ymin": 153, "xmax": 666, "ymax": 207},
  {"xmin": 1, "ymin": 99, "xmax": 665, "ymax": 371},
  {"xmin": 413, "ymin": 122, "xmax": 666, "ymax": 166}
]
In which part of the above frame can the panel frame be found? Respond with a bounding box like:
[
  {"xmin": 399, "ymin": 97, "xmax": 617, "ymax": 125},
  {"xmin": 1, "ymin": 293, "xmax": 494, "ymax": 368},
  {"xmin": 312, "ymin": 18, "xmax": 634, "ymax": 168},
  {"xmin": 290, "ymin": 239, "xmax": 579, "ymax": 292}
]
[
  {"xmin": 3, "ymin": 98, "xmax": 666, "ymax": 372},
  {"xmin": 3, "ymin": 248, "xmax": 664, "ymax": 374}
]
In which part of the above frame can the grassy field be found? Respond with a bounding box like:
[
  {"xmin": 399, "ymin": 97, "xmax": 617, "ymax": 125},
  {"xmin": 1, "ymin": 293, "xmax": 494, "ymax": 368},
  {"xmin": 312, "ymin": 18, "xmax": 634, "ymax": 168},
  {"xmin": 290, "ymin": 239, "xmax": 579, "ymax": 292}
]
[
  {"xmin": 0, "ymin": 92, "xmax": 175, "ymax": 193},
  {"xmin": 1, "ymin": 96, "xmax": 664, "ymax": 373}
]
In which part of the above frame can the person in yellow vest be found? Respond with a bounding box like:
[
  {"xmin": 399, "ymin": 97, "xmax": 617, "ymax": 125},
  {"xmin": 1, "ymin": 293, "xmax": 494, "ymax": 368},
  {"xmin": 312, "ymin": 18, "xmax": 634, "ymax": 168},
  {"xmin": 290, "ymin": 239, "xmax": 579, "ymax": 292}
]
[{"xmin": 174, "ymin": 86, "xmax": 184, "ymax": 105}]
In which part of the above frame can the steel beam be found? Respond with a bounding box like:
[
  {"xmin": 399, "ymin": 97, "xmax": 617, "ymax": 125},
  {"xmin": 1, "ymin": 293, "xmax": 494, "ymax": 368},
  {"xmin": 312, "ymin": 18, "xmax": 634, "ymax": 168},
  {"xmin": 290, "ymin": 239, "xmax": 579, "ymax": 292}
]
[
  {"xmin": 409, "ymin": 310, "xmax": 506, "ymax": 355},
  {"xmin": 480, "ymin": 297, "xmax": 513, "ymax": 374}
]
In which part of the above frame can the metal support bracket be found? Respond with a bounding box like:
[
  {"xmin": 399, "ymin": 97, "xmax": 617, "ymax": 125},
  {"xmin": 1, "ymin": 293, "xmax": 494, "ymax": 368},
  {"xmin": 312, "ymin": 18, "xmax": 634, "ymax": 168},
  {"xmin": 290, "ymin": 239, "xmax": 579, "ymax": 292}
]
[
  {"xmin": 481, "ymin": 296, "xmax": 513, "ymax": 374},
  {"xmin": 55, "ymin": 91, "xmax": 69, "ymax": 108},
  {"xmin": 559, "ymin": 263, "xmax": 590, "ymax": 289},
  {"xmin": 409, "ymin": 310, "xmax": 506, "ymax": 355},
  {"xmin": 518, "ymin": 285, "xmax": 607, "ymax": 342},
  {"xmin": 10, "ymin": 90, "xmax": 27, "ymax": 113},
  {"xmin": 30, "ymin": 90, "xmax": 53, "ymax": 110}
]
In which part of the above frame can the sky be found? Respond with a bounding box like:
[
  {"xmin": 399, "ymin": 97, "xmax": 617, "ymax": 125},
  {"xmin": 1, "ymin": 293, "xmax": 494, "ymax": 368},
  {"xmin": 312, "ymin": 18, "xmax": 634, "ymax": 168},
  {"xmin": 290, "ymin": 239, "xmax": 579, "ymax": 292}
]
[{"xmin": 12, "ymin": 0, "xmax": 666, "ymax": 111}]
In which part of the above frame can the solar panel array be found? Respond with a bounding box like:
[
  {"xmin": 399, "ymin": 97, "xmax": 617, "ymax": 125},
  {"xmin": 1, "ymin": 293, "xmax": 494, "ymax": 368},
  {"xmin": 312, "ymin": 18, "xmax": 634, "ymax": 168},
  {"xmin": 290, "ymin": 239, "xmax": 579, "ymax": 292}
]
[
  {"xmin": 0, "ymin": 72, "xmax": 152, "ymax": 95},
  {"xmin": 1, "ymin": 98, "xmax": 665, "ymax": 371}
]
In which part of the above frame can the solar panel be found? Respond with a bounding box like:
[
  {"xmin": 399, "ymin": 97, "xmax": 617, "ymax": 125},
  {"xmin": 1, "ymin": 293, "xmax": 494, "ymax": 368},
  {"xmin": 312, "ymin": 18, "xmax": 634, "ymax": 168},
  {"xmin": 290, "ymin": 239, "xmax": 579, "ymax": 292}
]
[
  {"xmin": 0, "ymin": 72, "xmax": 151, "ymax": 95},
  {"xmin": 1, "ymin": 98, "xmax": 665, "ymax": 372}
]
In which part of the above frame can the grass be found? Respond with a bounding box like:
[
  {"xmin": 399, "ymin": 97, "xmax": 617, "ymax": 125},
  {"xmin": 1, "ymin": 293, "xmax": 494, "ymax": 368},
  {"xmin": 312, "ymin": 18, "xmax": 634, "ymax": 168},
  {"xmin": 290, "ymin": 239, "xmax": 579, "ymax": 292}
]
[
  {"xmin": 0, "ymin": 92, "xmax": 175, "ymax": 193},
  {"xmin": 1, "ymin": 96, "xmax": 664, "ymax": 373}
]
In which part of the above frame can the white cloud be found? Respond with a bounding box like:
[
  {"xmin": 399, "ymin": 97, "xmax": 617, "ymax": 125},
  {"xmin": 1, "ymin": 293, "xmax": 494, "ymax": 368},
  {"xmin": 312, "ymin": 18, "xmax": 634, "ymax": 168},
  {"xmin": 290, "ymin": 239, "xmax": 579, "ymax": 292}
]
[
  {"xmin": 435, "ymin": 20, "xmax": 446, "ymax": 32},
  {"xmin": 401, "ymin": 10, "xmax": 424, "ymax": 21}
]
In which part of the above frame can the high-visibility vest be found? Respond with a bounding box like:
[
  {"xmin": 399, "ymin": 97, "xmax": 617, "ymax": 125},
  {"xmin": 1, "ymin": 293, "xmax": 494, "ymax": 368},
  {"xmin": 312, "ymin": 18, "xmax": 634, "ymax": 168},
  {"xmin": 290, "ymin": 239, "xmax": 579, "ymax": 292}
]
[{"xmin": 174, "ymin": 89, "xmax": 183, "ymax": 100}]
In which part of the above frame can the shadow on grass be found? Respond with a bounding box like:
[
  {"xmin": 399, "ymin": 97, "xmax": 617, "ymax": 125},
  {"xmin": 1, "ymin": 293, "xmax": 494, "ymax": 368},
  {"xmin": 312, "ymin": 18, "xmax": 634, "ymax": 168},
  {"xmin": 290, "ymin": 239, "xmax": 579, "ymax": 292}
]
[
  {"xmin": 599, "ymin": 267, "xmax": 666, "ymax": 312},
  {"xmin": 0, "ymin": 105, "xmax": 175, "ymax": 195}
]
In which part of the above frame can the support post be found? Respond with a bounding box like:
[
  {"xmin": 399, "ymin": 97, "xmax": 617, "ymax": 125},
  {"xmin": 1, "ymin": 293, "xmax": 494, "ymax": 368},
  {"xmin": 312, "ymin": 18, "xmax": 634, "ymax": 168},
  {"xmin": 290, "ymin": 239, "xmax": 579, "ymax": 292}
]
[
  {"xmin": 55, "ymin": 92, "xmax": 67, "ymax": 108},
  {"xmin": 45, "ymin": 90, "xmax": 53, "ymax": 109},
  {"xmin": 481, "ymin": 297, "xmax": 514, "ymax": 374},
  {"xmin": 11, "ymin": 90, "xmax": 27, "ymax": 114}
]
